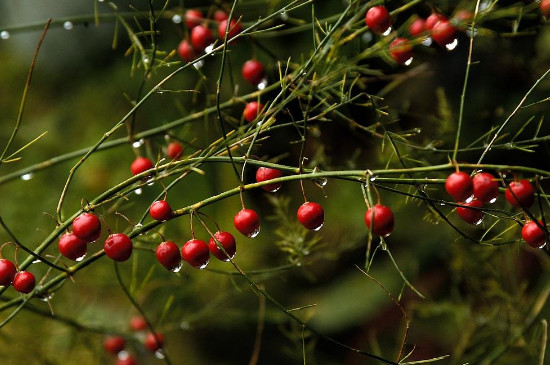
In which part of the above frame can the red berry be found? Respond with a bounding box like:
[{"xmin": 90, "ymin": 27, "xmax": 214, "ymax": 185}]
[
  {"xmin": 191, "ymin": 24, "xmax": 213, "ymax": 51},
  {"xmin": 243, "ymin": 101, "xmax": 264, "ymax": 122},
  {"xmin": 256, "ymin": 167, "xmax": 283, "ymax": 192},
  {"xmin": 156, "ymin": 241, "xmax": 182, "ymax": 271},
  {"xmin": 233, "ymin": 209, "xmax": 261, "ymax": 237},
  {"xmin": 425, "ymin": 13, "xmax": 447, "ymax": 31},
  {"xmin": 214, "ymin": 10, "xmax": 228, "ymax": 22},
  {"xmin": 457, "ymin": 199, "xmax": 484, "ymax": 225},
  {"xmin": 542, "ymin": 0, "xmax": 550, "ymax": 17},
  {"xmin": 104, "ymin": 233, "xmax": 133, "ymax": 262},
  {"xmin": 58, "ymin": 233, "xmax": 87, "ymax": 261},
  {"xmin": 522, "ymin": 220, "xmax": 547, "ymax": 248},
  {"xmin": 218, "ymin": 19, "xmax": 242, "ymax": 41},
  {"xmin": 166, "ymin": 141, "xmax": 184, "ymax": 160},
  {"xmin": 365, "ymin": 6, "xmax": 392, "ymax": 34},
  {"xmin": 149, "ymin": 200, "xmax": 172, "ymax": 221},
  {"xmin": 453, "ymin": 10, "xmax": 473, "ymax": 23},
  {"xmin": 242, "ymin": 60, "xmax": 266, "ymax": 85},
  {"xmin": 505, "ymin": 179, "xmax": 535, "ymax": 207},
  {"xmin": 177, "ymin": 39, "xmax": 196, "ymax": 63},
  {"xmin": 0, "ymin": 259, "xmax": 17, "ymax": 286},
  {"xmin": 182, "ymin": 239, "xmax": 210, "ymax": 269},
  {"xmin": 472, "ymin": 172, "xmax": 499, "ymax": 203},
  {"xmin": 72, "ymin": 212, "xmax": 102, "ymax": 242},
  {"xmin": 389, "ymin": 38, "xmax": 413, "ymax": 65},
  {"xmin": 365, "ymin": 204, "xmax": 394, "ymax": 237},
  {"xmin": 185, "ymin": 9, "xmax": 203, "ymax": 29},
  {"xmin": 13, "ymin": 271, "xmax": 35, "ymax": 294},
  {"xmin": 116, "ymin": 354, "xmax": 137, "ymax": 365},
  {"xmin": 208, "ymin": 231, "xmax": 237, "ymax": 261},
  {"xmin": 130, "ymin": 316, "xmax": 147, "ymax": 331},
  {"xmin": 103, "ymin": 336, "xmax": 126, "ymax": 355},
  {"xmin": 297, "ymin": 202, "xmax": 325, "ymax": 231},
  {"xmin": 409, "ymin": 17, "xmax": 425, "ymax": 36},
  {"xmin": 445, "ymin": 172, "xmax": 473, "ymax": 202},
  {"xmin": 144, "ymin": 331, "xmax": 164, "ymax": 352},
  {"xmin": 131, "ymin": 156, "xmax": 154, "ymax": 176},
  {"xmin": 431, "ymin": 20, "xmax": 457, "ymax": 47}
]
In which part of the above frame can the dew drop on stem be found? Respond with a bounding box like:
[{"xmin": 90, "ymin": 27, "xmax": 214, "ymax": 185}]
[
  {"xmin": 445, "ymin": 38, "xmax": 458, "ymax": 51},
  {"xmin": 172, "ymin": 15, "xmax": 182, "ymax": 24},
  {"xmin": 132, "ymin": 138, "xmax": 144, "ymax": 148},
  {"xmin": 205, "ymin": 44, "xmax": 214, "ymax": 54},
  {"xmin": 362, "ymin": 32, "xmax": 373, "ymax": 43},
  {"xmin": 180, "ymin": 321, "xmax": 190, "ymax": 330},
  {"xmin": 280, "ymin": 12, "xmax": 288, "ymax": 21},
  {"xmin": 1, "ymin": 31, "xmax": 9, "ymax": 40},
  {"xmin": 135, "ymin": 188, "xmax": 143, "ymax": 195},
  {"xmin": 21, "ymin": 173, "xmax": 33, "ymax": 181},
  {"xmin": 155, "ymin": 350, "xmax": 166, "ymax": 359},
  {"xmin": 404, "ymin": 57, "xmax": 413, "ymax": 66},
  {"xmin": 257, "ymin": 78, "xmax": 268, "ymax": 90},
  {"xmin": 63, "ymin": 21, "xmax": 73, "ymax": 30},
  {"xmin": 193, "ymin": 60, "xmax": 204, "ymax": 69},
  {"xmin": 75, "ymin": 254, "xmax": 86, "ymax": 262}
]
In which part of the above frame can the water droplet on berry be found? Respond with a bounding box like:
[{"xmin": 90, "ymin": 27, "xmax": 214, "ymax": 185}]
[
  {"xmin": 257, "ymin": 78, "xmax": 268, "ymax": 90},
  {"xmin": 404, "ymin": 57, "xmax": 413, "ymax": 66},
  {"xmin": 247, "ymin": 227, "xmax": 261, "ymax": 238},
  {"xmin": 21, "ymin": 173, "xmax": 33, "ymax": 181},
  {"xmin": 197, "ymin": 260, "xmax": 210, "ymax": 269},
  {"xmin": 135, "ymin": 188, "xmax": 143, "ymax": 195},
  {"xmin": 382, "ymin": 27, "xmax": 392, "ymax": 36},
  {"xmin": 421, "ymin": 37, "xmax": 432, "ymax": 46},
  {"xmin": 1, "ymin": 31, "xmax": 10, "ymax": 39},
  {"xmin": 132, "ymin": 138, "xmax": 144, "ymax": 148},
  {"xmin": 170, "ymin": 263, "xmax": 183, "ymax": 273},
  {"xmin": 155, "ymin": 349, "xmax": 166, "ymax": 359},
  {"xmin": 63, "ymin": 21, "xmax": 73, "ymax": 30},
  {"xmin": 311, "ymin": 222, "xmax": 324, "ymax": 231},
  {"xmin": 172, "ymin": 15, "xmax": 182, "ymax": 24},
  {"xmin": 193, "ymin": 60, "xmax": 204, "ymax": 69},
  {"xmin": 280, "ymin": 11, "xmax": 289, "ymax": 21},
  {"xmin": 445, "ymin": 38, "xmax": 458, "ymax": 51},
  {"xmin": 75, "ymin": 254, "xmax": 86, "ymax": 262}
]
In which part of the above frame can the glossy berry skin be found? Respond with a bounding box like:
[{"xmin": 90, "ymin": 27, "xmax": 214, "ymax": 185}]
[
  {"xmin": 445, "ymin": 172, "xmax": 473, "ymax": 202},
  {"xmin": 218, "ymin": 19, "xmax": 242, "ymax": 40},
  {"xmin": 389, "ymin": 38, "xmax": 413, "ymax": 65},
  {"xmin": 365, "ymin": 6, "xmax": 391, "ymax": 34},
  {"xmin": 409, "ymin": 18, "xmax": 425, "ymax": 36},
  {"xmin": 0, "ymin": 259, "xmax": 17, "ymax": 286},
  {"xmin": 191, "ymin": 24, "xmax": 213, "ymax": 51},
  {"xmin": 431, "ymin": 20, "xmax": 457, "ymax": 46},
  {"xmin": 149, "ymin": 201, "xmax": 172, "ymax": 221},
  {"xmin": 505, "ymin": 179, "xmax": 535, "ymax": 208},
  {"xmin": 522, "ymin": 220, "xmax": 547, "ymax": 248},
  {"xmin": 209, "ymin": 231, "xmax": 237, "ymax": 261},
  {"xmin": 242, "ymin": 60, "xmax": 266, "ymax": 85},
  {"xmin": 103, "ymin": 336, "xmax": 126, "ymax": 355},
  {"xmin": 104, "ymin": 233, "xmax": 133, "ymax": 262},
  {"xmin": 145, "ymin": 331, "xmax": 164, "ymax": 352},
  {"xmin": 472, "ymin": 172, "xmax": 499, "ymax": 203},
  {"xmin": 13, "ymin": 271, "xmax": 35, "ymax": 294},
  {"xmin": 185, "ymin": 9, "xmax": 203, "ymax": 29},
  {"xmin": 244, "ymin": 101, "xmax": 264, "ymax": 122},
  {"xmin": 425, "ymin": 13, "xmax": 447, "ymax": 31},
  {"xmin": 156, "ymin": 241, "xmax": 182, "ymax": 270},
  {"xmin": 541, "ymin": 0, "xmax": 550, "ymax": 17},
  {"xmin": 72, "ymin": 212, "xmax": 102, "ymax": 242},
  {"xmin": 457, "ymin": 199, "xmax": 484, "ymax": 225},
  {"xmin": 166, "ymin": 141, "xmax": 183, "ymax": 159},
  {"xmin": 129, "ymin": 316, "xmax": 147, "ymax": 331},
  {"xmin": 297, "ymin": 202, "xmax": 325, "ymax": 231},
  {"xmin": 182, "ymin": 239, "xmax": 210, "ymax": 269},
  {"xmin": 177, "ymin": 39, "xmax": 196, "ymax": 63},
  {"xmin": 234, "ymin": 209, "xmax": 261, "ymax": 237},
  {"xmin": 214, "ymin": 10, "xmax": 228, "ymax": 22},
  {"xmin": 116, "ymin": 354, "xmax": 137, "ymax": 365},
  {"xmin": 131, "ymin": 157, "xmax": 154, "ymax": 176},
  {"xmin": 58, "ymin": 233, "xmax": 87, "ymax": 261},
  {"xmin": 365, "ymin": 204, "xmax": 394, "ymax": 237},
  {"xmin": 256, "ymin": 167, "xmax": 283, "ymax": 192}
]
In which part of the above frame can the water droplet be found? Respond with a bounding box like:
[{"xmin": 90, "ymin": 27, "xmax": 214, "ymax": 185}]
[
  {"xmin": 172, "ymin": 15, "xmax": 182, "ymax": 24},
  {"xmin": 135, "ymin": 188, "xmax": 143, "ymax": 195},
  {"xmin": 155, "ymin": 349, "xmax": 166, "ymax": 359},
  {"xmin": 146, "ymin": 177, "xmax": 155, "ymax": 186},
  {"xmin": 197, "ymin": 260, "xmax": 210, "ymax": 269},
  {"xmin": 537, "ymin": 242, "xmax": 547, "ymax": 249},
  {"xmin": 193, "ymin": 60, "xmax": 204, "ymax": 69},
  {"xmin": 439, "ymin": 202, "xmax": 446, "ymax": 206},
  {"xmin": 246, "ymin": 226, "xmax": 261, "ymax": 238},
  {"xmin": 445, "ymin": 38, "xmax": 458, "ymax": 51},
  {"xmin": 117, "ymin": 351, "xmax": 130, "ymax": 360},
  {"xmin": 466, "ymin": 28, "xmax": 478, "ymax": 38},
  {"xmin": 314, "ymin": 177, "xmax": 327, "ymax": 187},
  {"xmin": 205, "ymin": 44, "xmax": 215, "ymax": 54},
  {"xmin": 75, "ymin": 254, "xmax": 86, "ymax": 262},
  {"xmin": 1, "ymin": 31, "xmax": 10, "ymax": 40},
  {"xmin": 143, "ymin": 56, "xmax": 150, "ymax": 65},
  {"xmin": 63, "ymin": 21, "xmax": 73, "ymax": 30},
  {"xmin": 421, "ymin": 37, "xmax": 432, "ymax": 46},
  {"xmin": 479, "ymin": 0, "xmax": 490, "ymax": 11},
  {"xmin": 180, "ymin": 321, "xmax": 190, "ymax": 330},
  {"xmin": 465, "ymin": 195, "xmax": 474, "ymax": 203},
  {"xmin": 164, "ymin": 134, "xmax": 170, "ymax": 141},
  {"xmin": 39, "ymin": 292, "xmax": 54, "ymax": 301},
  {"xmin": 32, "ymin": 259, "xmax": 41, "ymax": 264},
  {"xmin": 404, "ymin": 57, "xmax": 413, "ymax": 66},
  {"xmin": 257, "ymin": 78, "xmax": 268, "ymax": 90},
  {"xmin": 265, "ymin": 185, "xmax": 281, "ymax": 193},
  {"xmin": 473, "ymin": 217, "xmax": 484, "ymax": 226},
  {"xmin": 280, "ymin": 11, "xmax": 289, "ymax": 21},
  {"xmin": 170, "ymin": 262, "xmax": 183, "ymax": 273},
  {"xmin": 312, "ymin": 222, "xmax": 324, "ymax": 231},
  {"xmin": 132, "ymin": 138, "xmax": 144, "ymax": 148},
  {"xmin": 369, "ymin": 175, "xmax": 378, "ymax": 182},
  {"xmin": 489, "ymin": 197, "xmax": 497, "ymax": 204},
  {"xmin": 21, "ymin": 173, "xmax": 33, "ymax": 181},
  {"xmin": 382, "ymin": 27, "xmax": 392, "ymax": 36},
  {"xmin": 98, "ymin": 0, "xmax": 105, "ymax": 2},
  {"xmin": 362, "ymin": 32, "xmax": 373, "ymax": 43}
]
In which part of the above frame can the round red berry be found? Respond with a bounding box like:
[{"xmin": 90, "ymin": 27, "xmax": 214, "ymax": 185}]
[
  {"xmin": 131, "ymin": 156, "xmax": 154, "ymax": 176},
  {"xmin": 365, "ymin": 204, "xmax": 394, "ymax": 237},
  {"xmin": 104, "ymin": 233, "xmax": 133, "ymax": 262},
  {"xmin": 156, "ymin": 241, "xmax": 182, "ymax": 271},
  {"xmin": 445, "ymin": 171, "xmax": 473, "ymax": 202},
  {"xmin": 297, "ymin": 202, "xmax": 325, "ymax": 231},
  {"xmin": 72, "ymin": 212, "xmax": 102, "ymax": 242},
  {"xmin": 244, "ymin": 101, "xmax": 264, "ymax": 123},
  {"xmin": 208, "ymin": 231, "xmax": 236, "ymax": 261},
  {"xmin": 13, "ymin": 271, "xmax": 35, "ymax": 294},
  {"xmin": 542, "ymin": 0, "xmax": 550, "ymax": 17},
  {"xmin": 365, "ymin": 6, "xmax": 391, "ymax": 34},
  {"xmin": 58, "ymin": 233, "xmax": 87, "ymax": 261},
  {"xmin": 472, "ymin": 172, "xmax": 499, "ymax": 203},
  {"xmin": 409, "ymin": 17, "xmax": 425, "ymax": 36},
  {"xmin": 256, "ymin": 167, "xmax": 283, "ymax": 192},
  {"xmin": 389, "ymin": 38, "xmax": 413, "ymax": 65},
  {"xmin": 242, "ymin": 60, "xmax": 266, "ymax": 85},
  {"xmin": 431, "ymin": 20, "xmax": 456, "ymax": 47},
  {"xmin": 522, "ymin": 220, "xmax": 547, "ymax": 248},
  {"xmin": 218, "ymin": 19, "xmax": 242, "ymax": 40},
  {"xmin": 457, "ymin": 199, "xmax": 484, "ymax": 225},
  {"xmin": 191, "ymin": 24, "xmax": 213, "ymax": 51},
  {"xmin": 103, "ymin": 336, "xmax": 126, "ymax": 355},
  {"xmin": 166, "ymin": 141, "xmax": 183, "ymax": 160},
  {"xmin": 130, "ymin": 316, "xmax": 147, "ymax": 331},
  {"xmin": 214, "ymin": 10, "xmax": 228, "ymax": 22},
  {"xmin": 144, "ymin": 331, "xmax": 164, "ymax": 352},
  {"xmin": 233, "ymin": 209, "xmax": 261, "ymax": 237},
  {"xmin": 505, "ymin": 179, "xmax": 535, "ymax": 208},
  {"xmin": 116, "ymin": 354, "xmax": 137, "ymax": 365},
  {"xmin": 177, "ymin": 39, "xmax": 196, "ymax": 63},
  {"xmin": 182, "ymin": 239, "xmax": 210, "ymax": 269},
  {"xmin": 0, "ymin": 259, "xmax": 17, "ymax": 286},
  {"xmin": 149, "ymin": 200, "xmax": 173, "ymax": 221},
  {"xmin": 185, "ymin": 9, "xmax": 203, "ymax": 29},
  {"xmin": 425, "ymin": 13, "xmax": 447, "ymax": 31}
]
